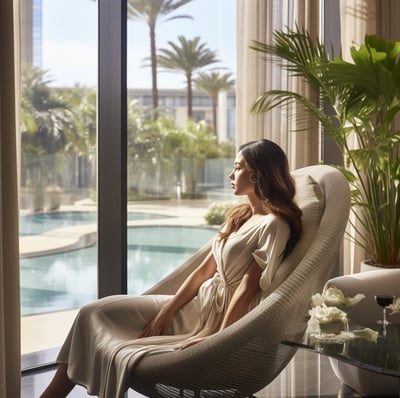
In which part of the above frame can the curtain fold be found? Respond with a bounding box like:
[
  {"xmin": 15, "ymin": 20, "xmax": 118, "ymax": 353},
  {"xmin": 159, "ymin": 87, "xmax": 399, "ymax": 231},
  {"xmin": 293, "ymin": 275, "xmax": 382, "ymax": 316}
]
[
  {"xmin": 235, "ymin": 0, "xmax": 320, "ymax": 169},
  {"xmin": 376, "ymin": 0, "xmax": 400, "ymax": 40},
  {"xmin": 0, "ymin": 0, "xmax": 21, "ymax": 396}
]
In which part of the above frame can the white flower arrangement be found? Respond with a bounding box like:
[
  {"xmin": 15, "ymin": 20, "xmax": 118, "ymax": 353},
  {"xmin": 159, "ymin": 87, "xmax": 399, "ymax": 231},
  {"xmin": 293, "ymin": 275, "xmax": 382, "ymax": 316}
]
[
  {"xmin": 308, "ymin": 287, "xmax": 365, "ymax": 336},
  {"xmin": 388, "ymin": 297, "xmax": 400, "ymax": 314},
  {"xmin": 311, "ymin": 286, "xmax": 365, "ymax": 312},
  {"xmin": 308, "ymin": 303, "xmax": 348, "ymax": 335},
  {"xmin": 307, "ymin": 287, "xmax": 377, "ymax": 342},
  {"xmin": 351, "ymin": 328, "xmax": 379, "ymax": 343},
  {"xmin": 309, "ymin": 303, "xmax": 348, "ymax": 325},
  {"xmin": 311, "ymin": 328, "xmax": 378, "ymax": 344}
]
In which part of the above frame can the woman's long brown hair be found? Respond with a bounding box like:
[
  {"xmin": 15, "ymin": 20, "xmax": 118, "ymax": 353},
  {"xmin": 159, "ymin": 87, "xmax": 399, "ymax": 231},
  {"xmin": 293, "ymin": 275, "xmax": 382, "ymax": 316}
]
[{"xmin": 219, "ymin": 139, "xmax": 302, "ymax": 259}]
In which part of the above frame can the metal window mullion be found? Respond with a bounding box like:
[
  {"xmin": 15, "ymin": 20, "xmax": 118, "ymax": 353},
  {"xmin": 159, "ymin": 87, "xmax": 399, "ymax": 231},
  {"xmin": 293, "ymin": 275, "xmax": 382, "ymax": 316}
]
[{"xmin": 97, "ymin": 0, "xmax": 127, "ymax": 297}]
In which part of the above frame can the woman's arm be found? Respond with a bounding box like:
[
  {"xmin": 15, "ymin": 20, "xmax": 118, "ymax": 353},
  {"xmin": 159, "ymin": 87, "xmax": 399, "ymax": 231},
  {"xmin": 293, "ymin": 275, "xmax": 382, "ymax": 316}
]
[
  {"xmin": 141, "ymin": 249, "xmax": 217, "ymax": 337},
  {"xmin": 219, "ymin": 260, "xmax": 262, "ymax": 330},
  {"xmin": 177, "ymin": 259, "xmax": 262, "ymax": 349}
]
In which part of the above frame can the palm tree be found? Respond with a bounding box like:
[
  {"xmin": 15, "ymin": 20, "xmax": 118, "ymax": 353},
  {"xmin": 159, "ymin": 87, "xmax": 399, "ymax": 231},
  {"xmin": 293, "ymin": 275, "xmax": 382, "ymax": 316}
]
[
  {"xmin": 60, "ymin": 86, "xmax": 97, "ymax": 156},
  {"xmin": 127, "ymin": 0, "xmax": 194, "ymax": 116},
  {"xmin": 21, "ymin": 65, "xmax": 72, "ymax": 155},
  {"xmin": 194, "ymin": 71, "xmax": 235, "ymax": 135},
  {"xmin": 157, "ymin": 35, "xmax": 220, "ymax": 118},
  {"xmin": 20, "ymin": 65, "xmax": 74, "ymax": 210}
]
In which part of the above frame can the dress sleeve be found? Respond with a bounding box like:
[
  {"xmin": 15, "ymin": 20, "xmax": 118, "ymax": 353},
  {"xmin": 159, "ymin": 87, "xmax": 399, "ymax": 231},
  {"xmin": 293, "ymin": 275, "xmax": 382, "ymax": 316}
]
[{"xmin": 252, "ymin": 217, "xmax": 290, "ymax": 291}]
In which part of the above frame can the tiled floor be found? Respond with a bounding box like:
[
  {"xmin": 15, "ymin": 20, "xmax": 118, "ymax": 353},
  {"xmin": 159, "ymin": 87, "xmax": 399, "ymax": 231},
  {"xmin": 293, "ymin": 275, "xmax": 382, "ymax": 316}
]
[{"xmin": 22, "ymin": 349, "xmax": 362, "ymax": 398}]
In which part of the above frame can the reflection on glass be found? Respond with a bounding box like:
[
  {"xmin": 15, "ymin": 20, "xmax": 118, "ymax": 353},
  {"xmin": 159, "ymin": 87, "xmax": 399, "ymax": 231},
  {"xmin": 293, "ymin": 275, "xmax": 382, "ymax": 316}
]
[{"xmin": 20, "ymin": 0, "xmax": 97, "ymax": 360}]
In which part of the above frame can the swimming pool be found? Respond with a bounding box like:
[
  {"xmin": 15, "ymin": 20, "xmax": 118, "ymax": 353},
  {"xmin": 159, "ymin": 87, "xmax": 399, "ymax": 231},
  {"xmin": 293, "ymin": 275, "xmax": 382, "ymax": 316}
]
[
  {"xmin": 19, "ymin": 211, "xmax": 171, "ymax": 235},
  {"xmin": 20, "ymin": 225, "xmax": 216, "ymax": 316}
]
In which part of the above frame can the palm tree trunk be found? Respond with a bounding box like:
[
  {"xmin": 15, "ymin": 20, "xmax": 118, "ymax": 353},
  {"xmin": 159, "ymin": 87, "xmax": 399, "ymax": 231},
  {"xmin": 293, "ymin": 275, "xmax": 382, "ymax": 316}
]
[
  {"xmin": 187, "ymin": 73, "xmax": 193, "ymax": 119},
  {"xmin": 149, "ymin": 23, "xmax": 158, "ymax": 118},
  {"xmin": 212, "ymin": 97, "xmax": 217, "ymax": 136}
]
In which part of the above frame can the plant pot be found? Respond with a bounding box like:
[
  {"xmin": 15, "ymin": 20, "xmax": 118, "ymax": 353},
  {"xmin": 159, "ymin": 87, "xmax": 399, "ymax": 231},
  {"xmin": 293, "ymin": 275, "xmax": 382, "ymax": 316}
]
[{"xmin": 360, "ymin": 260, "xmax": 399, "ymax": 272}]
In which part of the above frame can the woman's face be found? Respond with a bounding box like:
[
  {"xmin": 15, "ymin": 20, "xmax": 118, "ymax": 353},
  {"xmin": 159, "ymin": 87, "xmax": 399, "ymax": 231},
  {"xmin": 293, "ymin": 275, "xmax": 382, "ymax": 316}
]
[{"xmin": 228, "ymin": 151, "xmax": 255, "ymax": 196}]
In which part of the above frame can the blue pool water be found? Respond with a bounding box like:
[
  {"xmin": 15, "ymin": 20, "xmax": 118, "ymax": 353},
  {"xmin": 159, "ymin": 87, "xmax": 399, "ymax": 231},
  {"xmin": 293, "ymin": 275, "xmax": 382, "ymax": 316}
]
[
  {"xmin": 19, "ymin": 211, "xmax": 171, "ymax": 235},
  {"xmin": 20, "ymin": 224, "xmax": 216, "ymax": 316}
]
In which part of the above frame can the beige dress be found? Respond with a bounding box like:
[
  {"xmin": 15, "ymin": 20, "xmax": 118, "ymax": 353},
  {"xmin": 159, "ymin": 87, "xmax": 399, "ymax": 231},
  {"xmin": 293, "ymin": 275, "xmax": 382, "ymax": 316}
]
[{"xmin": 57, "ymin": 213, "xmax": 290, "ymax": 398}]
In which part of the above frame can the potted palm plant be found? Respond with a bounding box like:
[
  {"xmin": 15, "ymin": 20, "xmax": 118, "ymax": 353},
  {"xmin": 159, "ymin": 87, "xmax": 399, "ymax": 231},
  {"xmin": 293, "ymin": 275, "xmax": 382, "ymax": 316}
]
[{"xmin": 250, "ymin": 27, "xmax": 400, "ymax": 268}]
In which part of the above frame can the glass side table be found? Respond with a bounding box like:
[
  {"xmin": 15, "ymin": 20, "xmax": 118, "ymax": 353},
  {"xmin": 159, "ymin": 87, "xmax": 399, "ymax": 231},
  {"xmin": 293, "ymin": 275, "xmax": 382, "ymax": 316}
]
[{"xmin": 282, "ymin": 323, "xmax": 400, "ymax": 397}]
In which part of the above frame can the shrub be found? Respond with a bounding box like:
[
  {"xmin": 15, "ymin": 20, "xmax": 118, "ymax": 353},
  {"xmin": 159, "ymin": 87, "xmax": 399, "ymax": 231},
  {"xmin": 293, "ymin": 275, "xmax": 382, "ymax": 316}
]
[{"xmin": 204, "ymin": 202, "xmax": 234, "ymax": 225}]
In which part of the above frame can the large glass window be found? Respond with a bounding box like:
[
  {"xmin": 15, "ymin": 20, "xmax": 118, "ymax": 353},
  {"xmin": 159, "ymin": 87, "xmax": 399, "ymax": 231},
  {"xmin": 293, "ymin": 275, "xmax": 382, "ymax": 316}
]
[
  {"xmin": 20, "ymin": 0, "xmax": 97, "ymax": 366},
  {"xmin": 126, "ymin": 0, "xmax": 236, "ymax": 295},
  {"xmin": 20, "ymin": 0, "xmax": 236, "ymax": 372}
]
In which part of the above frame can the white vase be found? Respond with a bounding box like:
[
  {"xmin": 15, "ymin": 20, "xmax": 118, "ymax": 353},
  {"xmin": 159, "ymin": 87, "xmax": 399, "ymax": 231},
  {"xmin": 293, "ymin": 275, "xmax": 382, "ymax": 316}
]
[
  {"xmin": 360, "ymin": 260, "xmax": 398, "ymax": 272},
  {"xmin": 360, "ymin": 260, "xmax": 381, "ymax": 272}
]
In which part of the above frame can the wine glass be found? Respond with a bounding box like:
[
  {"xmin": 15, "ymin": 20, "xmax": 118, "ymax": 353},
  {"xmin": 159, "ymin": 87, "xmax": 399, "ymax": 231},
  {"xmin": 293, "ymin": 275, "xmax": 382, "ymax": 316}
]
[{"xmin": 374, "ymin": 294, "xmax": 395, "ymax": 325}]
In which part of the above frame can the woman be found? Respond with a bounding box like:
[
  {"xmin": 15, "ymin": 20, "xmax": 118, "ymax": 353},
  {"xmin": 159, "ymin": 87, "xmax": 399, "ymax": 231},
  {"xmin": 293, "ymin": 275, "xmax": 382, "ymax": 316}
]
[{"xmin": 40, "ymin": 139, "xmax": 302, "ymax": 398}]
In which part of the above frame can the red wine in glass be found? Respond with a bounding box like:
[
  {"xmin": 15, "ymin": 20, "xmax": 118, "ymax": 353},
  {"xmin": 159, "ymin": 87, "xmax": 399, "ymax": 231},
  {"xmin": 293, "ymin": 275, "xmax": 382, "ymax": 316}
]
[{"xmin": 374, "ymin": 294, "xmax": 395, "ymax": 325}]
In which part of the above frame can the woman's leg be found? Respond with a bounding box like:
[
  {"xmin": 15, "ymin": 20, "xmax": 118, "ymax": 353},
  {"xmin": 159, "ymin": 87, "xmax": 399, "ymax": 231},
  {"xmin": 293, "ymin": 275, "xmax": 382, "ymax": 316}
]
[
  {"xmin": 40, "ymin": 295, "xmax": 173, "ymax": 397},
  {"xmin": 39, "ymin": 363, "xmax": 75, "ymax": 398}
]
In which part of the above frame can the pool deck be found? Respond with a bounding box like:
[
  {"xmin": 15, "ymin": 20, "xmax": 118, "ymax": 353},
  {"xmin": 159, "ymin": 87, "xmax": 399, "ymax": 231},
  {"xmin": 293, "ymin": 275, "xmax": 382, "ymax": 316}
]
[{"xmin": 20, "ymin": 199, "xmax": 212, "ymax": 258}]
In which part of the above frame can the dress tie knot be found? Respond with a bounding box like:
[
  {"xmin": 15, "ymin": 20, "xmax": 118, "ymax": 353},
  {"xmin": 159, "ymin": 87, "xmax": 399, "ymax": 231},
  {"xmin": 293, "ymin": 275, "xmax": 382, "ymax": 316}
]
[{"xmin": 211, "ymin": 274, "xmax": 233, "ymax": 313}]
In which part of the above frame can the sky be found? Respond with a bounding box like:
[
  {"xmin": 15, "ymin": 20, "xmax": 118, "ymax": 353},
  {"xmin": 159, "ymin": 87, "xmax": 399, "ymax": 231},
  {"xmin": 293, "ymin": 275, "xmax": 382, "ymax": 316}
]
[{"xmin": 42, "ymin": 0, "xmax": 236, "ymax": 88}]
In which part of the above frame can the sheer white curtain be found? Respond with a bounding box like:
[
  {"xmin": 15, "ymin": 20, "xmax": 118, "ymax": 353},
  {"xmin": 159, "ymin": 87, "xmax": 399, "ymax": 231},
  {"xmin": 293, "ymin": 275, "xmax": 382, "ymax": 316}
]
[
  {"xmin": 0, "ymin": 0, "xmax": 21, "ymax": 396},
  {"xmin": 376, "ymin": 0, "xmax": 400, "ymax": 39},
  {"xmin": 235, "ymin": 0, "xmax": 320, "ymax": 169}
]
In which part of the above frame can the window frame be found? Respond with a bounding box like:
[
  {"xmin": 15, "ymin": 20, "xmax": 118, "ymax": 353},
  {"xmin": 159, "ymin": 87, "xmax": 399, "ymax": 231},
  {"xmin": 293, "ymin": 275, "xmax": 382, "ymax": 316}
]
[{"xmin": 97, "ymin": 0, "xmax": 128, "ymax": 298}]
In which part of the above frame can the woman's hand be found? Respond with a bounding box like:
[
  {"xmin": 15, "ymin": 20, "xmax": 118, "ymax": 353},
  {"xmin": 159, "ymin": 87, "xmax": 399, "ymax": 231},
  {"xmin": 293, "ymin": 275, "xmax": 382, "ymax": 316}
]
[
  {"xmin": 140, "ymin": 304, "xmax": 174, "ymax": 338},
  {"xmin": 141, "ymin": 251, "xmax": 217, "ymax": 339}
]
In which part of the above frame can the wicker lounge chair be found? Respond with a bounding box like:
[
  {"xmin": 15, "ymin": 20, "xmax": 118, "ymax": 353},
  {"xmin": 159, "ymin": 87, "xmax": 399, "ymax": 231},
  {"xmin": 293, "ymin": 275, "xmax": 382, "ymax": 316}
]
[{"xmin": 128, "ymin": 164, "xmax": 350, "ymax": 398}]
